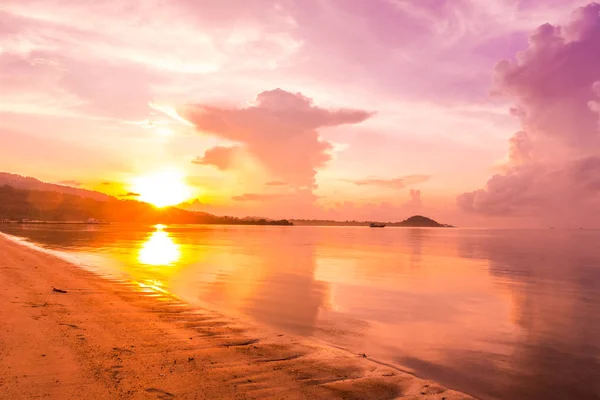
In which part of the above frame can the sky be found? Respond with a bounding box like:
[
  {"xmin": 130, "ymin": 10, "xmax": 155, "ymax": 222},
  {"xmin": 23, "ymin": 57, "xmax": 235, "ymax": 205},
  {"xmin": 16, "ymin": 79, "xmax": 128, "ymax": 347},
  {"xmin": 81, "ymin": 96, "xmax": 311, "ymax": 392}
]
[{"xmin": 1, "ymin": 0, "xmax": 599, "ymax": 227}]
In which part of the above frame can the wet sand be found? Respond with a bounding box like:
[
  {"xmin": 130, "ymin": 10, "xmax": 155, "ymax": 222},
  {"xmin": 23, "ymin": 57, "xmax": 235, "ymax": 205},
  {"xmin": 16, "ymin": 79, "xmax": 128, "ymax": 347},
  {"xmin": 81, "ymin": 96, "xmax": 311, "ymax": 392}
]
[{"xmin": 0, "ymin": 234, "xmax": 475, "ymax": 400}]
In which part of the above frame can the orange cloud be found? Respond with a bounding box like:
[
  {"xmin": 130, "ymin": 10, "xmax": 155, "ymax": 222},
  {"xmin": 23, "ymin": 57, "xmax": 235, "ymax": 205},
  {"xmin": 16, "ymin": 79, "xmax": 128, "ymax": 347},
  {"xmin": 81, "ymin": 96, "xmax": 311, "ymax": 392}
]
[
  {"xmin": 192, "ymin": 146, "xmax": 239, "ymax": 170},
  {"xmin": 265, "ymin": 181, "xmax": 287, "ymax": 186},
  {"xmin": 232, "ymin": 193, "xmax": 289, "ymax": 202},
  {"xmin": 56, "ymin": 180, "xmax": 82, "ymax": 187}
]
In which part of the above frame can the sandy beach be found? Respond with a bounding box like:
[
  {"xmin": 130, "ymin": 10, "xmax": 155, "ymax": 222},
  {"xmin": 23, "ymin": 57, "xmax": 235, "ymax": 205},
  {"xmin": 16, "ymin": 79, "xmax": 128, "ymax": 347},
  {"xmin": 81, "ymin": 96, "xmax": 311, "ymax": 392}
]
[{"xmin": 0, "ymin": 234, "xmax": 475, "ymax": 400}]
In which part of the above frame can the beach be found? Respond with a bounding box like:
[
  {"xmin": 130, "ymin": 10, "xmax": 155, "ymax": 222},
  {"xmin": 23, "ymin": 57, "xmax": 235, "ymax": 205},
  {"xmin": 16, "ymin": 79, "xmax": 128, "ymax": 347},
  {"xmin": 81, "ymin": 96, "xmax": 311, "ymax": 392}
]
[{"xmin": 0, "ymin": 233, "xmax": 474, "ymax": 400}]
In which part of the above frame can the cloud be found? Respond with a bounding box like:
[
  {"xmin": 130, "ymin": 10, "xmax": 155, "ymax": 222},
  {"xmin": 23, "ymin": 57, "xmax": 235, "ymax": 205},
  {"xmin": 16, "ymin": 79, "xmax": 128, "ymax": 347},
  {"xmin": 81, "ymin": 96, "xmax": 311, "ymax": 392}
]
[
  {"xmin": 406, "ymin": 189, "xmax": 423, "ymax": 208},
  {"xmin": 265, "ymin": 181, "xmax": 287, "ymax": 186},
  {"xmin": 232, "ymin": 193, "xmax": 289, "ymax": 202},
  {"xmin": 321, "ymin": 193, "xmax": 429, "ymax": 222},
  {"xmin": 184, "ymin": 88, "xmax": 373, "ymax": 189},
  {"xmin": 458, "ymin": 157, "xmax": 600, "ymax": 217},
  {"xmin": 101, "ymin": 181, "xmax": 112, "ymax": 185},
  {"xmin": 192, "ymin": 146, "xmax": 239, "ymax": 170},
  {"xmin": 458, "ymin": 3, "xmax": 600, "ymax": 224},
  {"xmin": 120, "ymin": 192, "xmax": 141, "ymax": 197},
  {"xmin": 344, "ymin": 175, "xmax": 430, "ymax": 188},
  {"xmin": 56, "ymin": 180, "xmax": 82, "ymax": 187},
  {"xmin": 59, "ymin": 60, "xmax": 159, "ymax": 119},
  {"xmin": 0, "ymin": 9, "xmax": 160, "ymax": 119},
  {"xmin": 0, "ymin": 0, "xmax": 293, "ymax": 120},
  {"xmin": 507, "ymin": 130, "xmax": 532, "ymax": 165}
]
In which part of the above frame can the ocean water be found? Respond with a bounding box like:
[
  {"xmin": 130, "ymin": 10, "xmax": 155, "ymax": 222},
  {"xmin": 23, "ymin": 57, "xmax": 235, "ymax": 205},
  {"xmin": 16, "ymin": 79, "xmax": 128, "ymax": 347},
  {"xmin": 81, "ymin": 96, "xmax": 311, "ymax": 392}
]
[{"xmin": 1, "ymin": 223, "xmax": 599, "ymax": 400}]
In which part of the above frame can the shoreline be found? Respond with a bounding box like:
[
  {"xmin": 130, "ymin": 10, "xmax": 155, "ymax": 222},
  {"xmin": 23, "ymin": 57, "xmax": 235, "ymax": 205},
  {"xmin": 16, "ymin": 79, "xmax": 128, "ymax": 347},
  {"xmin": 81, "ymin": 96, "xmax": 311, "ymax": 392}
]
[{"xmin": 0, "ymin": 233, "xmax": 475, "ymax": 399}]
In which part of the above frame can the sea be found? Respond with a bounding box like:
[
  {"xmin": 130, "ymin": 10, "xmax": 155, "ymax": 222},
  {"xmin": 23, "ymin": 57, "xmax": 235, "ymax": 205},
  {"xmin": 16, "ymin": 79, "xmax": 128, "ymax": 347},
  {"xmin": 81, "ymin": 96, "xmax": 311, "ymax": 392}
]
[{"xmin": 1, "ymin": 223, "xmax": 599, "ymax": 400}]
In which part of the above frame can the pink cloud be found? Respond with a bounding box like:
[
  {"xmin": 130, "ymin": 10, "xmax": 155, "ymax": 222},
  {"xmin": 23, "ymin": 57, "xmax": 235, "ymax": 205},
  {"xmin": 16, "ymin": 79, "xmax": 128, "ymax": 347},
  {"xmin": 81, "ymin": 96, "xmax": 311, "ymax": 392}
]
[
  {"xmin": 0, "ymin": 6, "xmax": 162, "ymax": 118},
  {"xmin": 320, "ymin": 189, "xmax": 429, "ymax": 222},
  {"xmin": 344, "ymin": 175, "xmax": 430, "ymax": 188},
  {"xmin": 59, "ymin": 60, "xmax": 158, "ymax": 119},
  {"xmin": 0, "ymin": 0, "xmax": 298, "ymax": 120},
  {"xmin": 507, "ymin": 131, "xmax": 532, "ymax": 165},
  {"xmin": 407, "ymin": 189, "xmax": 423, "ymax": 209},
  {"xmin": 184, "ymin": 89, "xmax": 373, "ymax": 189},
  {"xmin": 458, "ymin": 3, "xmax": 600, "ymax": 225},
  {"xmin": 192, "ymin": 146, "xmax": 239, "ymax": 170}
]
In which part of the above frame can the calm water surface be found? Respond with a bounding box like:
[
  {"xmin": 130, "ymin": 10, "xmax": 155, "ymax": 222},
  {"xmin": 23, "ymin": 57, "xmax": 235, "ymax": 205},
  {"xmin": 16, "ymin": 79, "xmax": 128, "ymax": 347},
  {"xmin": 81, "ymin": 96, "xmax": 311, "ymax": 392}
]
[{"xmin": 2, "ymin": 224, "xmax": 599, "ymax": 400}]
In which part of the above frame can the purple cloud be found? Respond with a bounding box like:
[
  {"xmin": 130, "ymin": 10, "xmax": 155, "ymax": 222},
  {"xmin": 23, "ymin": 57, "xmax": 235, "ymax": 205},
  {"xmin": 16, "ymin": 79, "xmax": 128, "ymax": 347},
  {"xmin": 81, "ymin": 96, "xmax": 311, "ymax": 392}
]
[{"xmin": 458, "ymin": 3, "xmax": 600, "ymax": 224}]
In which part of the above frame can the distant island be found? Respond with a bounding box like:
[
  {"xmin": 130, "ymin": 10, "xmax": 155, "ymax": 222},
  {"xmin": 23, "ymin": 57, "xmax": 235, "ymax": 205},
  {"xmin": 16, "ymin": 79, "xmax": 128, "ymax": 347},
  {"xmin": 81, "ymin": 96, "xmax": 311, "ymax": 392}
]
[{"xmin": 390, "ymin": 215, "xmax": 454, "ymax": 228}]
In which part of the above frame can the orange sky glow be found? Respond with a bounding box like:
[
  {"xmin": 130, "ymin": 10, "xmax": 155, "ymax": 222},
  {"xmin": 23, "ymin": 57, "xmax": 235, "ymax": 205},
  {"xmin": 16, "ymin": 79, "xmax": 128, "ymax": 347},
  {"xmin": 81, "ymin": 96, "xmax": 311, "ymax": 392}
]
[{"xmin": 1, "ymin": 0, "xmax": 600, "ymax": 227}]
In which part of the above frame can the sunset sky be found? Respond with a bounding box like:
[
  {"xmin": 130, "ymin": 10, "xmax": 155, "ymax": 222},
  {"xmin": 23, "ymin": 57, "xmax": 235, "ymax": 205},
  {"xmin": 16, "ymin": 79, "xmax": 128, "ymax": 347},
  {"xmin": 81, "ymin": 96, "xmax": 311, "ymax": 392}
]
[{"xmin": 1, "ymin": 0, "xmax": 600, "ymax": 227}]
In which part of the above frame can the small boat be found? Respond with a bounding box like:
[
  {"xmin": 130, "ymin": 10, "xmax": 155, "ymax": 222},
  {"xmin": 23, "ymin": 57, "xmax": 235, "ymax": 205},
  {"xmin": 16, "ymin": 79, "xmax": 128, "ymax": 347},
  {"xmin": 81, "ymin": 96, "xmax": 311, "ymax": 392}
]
[{"xmin": 369, "ymin": 223, "xmax": 386, "ymax": 228}]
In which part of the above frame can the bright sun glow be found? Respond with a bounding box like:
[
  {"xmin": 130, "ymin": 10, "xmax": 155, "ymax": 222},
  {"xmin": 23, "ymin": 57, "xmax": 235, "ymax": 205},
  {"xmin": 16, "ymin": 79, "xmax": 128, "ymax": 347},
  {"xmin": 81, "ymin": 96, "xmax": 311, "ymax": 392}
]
[
  {"xmin": 132, "ymin": 169, "xmax": 192, "ymax": 207},
  {"xmin": 154, "ymin": 126, "xmax": 174, "ymax": 136},
  {"xmin": 138, "ymin": 225, "xmax": 181, "ymax": 266}
]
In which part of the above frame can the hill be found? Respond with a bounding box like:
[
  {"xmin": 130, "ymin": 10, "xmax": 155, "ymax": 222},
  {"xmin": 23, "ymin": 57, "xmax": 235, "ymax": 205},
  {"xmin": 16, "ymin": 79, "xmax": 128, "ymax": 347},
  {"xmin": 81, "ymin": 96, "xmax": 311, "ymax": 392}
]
[
  {"xmin": 0, "ymin": 184, "xmax": 292, "ymax": 225},
  {"xmin": 390, "ymin": 215, "xmax": 453, "ymax": 227},
  {"xmin": 0, "ymin": 173, "xmax": 111, "ymax": 202}
]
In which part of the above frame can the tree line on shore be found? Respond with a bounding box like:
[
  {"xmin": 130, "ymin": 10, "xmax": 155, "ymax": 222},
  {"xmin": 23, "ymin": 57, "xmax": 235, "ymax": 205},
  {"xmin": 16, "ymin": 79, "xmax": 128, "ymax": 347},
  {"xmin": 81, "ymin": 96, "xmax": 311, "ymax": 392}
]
[{"xmin": 0, "ymin": 185, "xmax": 293, "ymax": 226}]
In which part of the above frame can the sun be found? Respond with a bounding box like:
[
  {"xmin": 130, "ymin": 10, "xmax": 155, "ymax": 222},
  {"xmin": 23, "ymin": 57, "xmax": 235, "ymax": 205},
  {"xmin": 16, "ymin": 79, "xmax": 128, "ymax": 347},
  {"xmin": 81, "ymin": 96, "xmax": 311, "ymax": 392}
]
[{"xmin": 132, "ymin": 169, "xmax": 192, "ymax": 207}]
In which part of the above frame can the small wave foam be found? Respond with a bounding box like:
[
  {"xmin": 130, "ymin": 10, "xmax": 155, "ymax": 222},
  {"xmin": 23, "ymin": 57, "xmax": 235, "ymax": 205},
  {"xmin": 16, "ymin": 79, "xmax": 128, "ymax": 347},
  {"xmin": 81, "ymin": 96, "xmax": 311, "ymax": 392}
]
[{"xmin": 0, "ymin": 231, "xmax": 106, "ymax": 275}]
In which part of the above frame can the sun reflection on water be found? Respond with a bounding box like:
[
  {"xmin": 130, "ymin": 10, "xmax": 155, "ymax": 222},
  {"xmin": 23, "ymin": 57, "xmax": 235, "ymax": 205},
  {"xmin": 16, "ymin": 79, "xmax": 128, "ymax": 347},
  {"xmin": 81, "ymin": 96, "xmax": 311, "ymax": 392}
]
[{"xmin": 138, "ymin": 225, "xmax": 181, "ymax": 266}]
